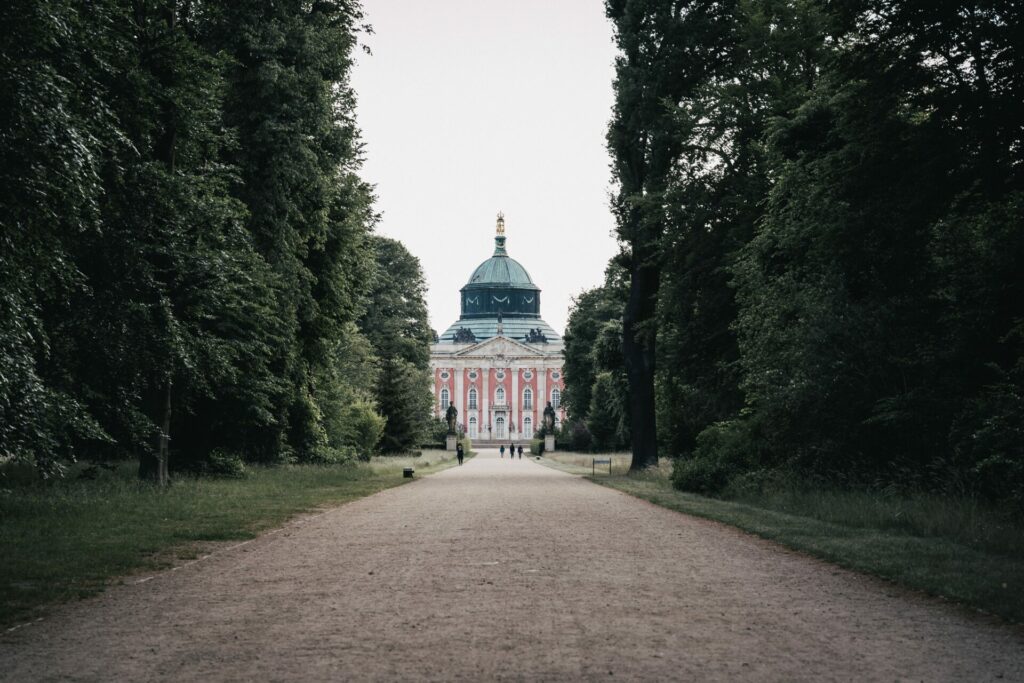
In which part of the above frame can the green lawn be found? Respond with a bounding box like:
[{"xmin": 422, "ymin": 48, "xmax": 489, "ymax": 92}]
[
  {"xmin": 0, "ymin": 450, "xmax": 462, "ymax": 627},
  {"xmin": 540, "ymin": 451, "xmax": 1024, "ymax": 624}
]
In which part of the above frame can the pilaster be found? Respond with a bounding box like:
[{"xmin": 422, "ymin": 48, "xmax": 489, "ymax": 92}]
[{"xmin": 512, "ymin": 366, "xmax": 519, "ymax": 439}]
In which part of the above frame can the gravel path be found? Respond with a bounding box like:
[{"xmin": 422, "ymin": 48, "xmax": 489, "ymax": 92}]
[{"xmin": 2, "ymin": 449, "xmax": 1022, "ymax": 681}]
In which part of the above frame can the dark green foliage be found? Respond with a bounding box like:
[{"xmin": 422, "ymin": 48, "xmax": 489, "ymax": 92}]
[
  {"xmin": 204, "ymin": 450, "xmax": 247, "ymax": 478},
  {"xmin": 562, "ymin": 270, "xmax": 630, "ymax": 452},
  {"xmin": 210, "ymin": 0, "xmax": 379, "ymax": 464},
  {"xmin": 587, "ymin": 372, "xmax": 629, "ymax": 451},
  {"xmin": 598, "ymin": 0, "xmax": 1024, "ymax": 506},
  {"xmin": 567, "ymin": 421, "xmax": 593, "ymax": 452},
  {"xmin": 1, "ymin": 1, "xmax": 427, "ymax": 478},
  {"xmin": 606, "ymin": 0, "xmax": 737, "ymax": 470},
  {"xmin": 562, "ymin": 285, "xmax": 621, "ymax": 420},
  {"xmin": 337, "ymin": 399, "xmax": 387, "ymax": 462},
  {"xmin": 427, "ymin": 418, "xmax": 451, "ymax": 447},
  {"xmin": 359, "ymin": 236, "xmax": 434, "ymax": 453},
  {"xmin": 671, "ymin": 419, "xmax": 761, "ymax": 494},
  {"xmin": 1, "ymin": 0, "xmax": 115, "ymax": 476}
]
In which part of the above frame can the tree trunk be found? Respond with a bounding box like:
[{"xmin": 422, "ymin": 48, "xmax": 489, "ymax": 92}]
[
  {"xmin": 625, "ymin": 225, "xmax": 660, "ymax": 472},
  {"xmin": 157, "ymin": 381, "xmax": 171, "ymax": 486}
]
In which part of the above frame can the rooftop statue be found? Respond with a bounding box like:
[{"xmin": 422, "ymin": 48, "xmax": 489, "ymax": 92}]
[
  {"xmin": 452, "ymin": 327, "xmax": 477, "ymax": 343},
  {"xmin": 525, "ymin": 328, "xmax": 548, "ymax": 344}
]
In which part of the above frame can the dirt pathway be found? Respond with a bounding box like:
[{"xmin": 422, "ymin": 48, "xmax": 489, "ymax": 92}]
[{"xmin": 2, "ymin": 449, "xmax": 1022, "ymax": 681}]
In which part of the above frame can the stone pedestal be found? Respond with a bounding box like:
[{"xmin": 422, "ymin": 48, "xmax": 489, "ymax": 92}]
[
  {"xmin": 544, "ymin": 435, "xmax": 555, "ymax": 453},
  {"xmin": 446, "ymin": 435, "xmax": 458, "ymax": 451}
]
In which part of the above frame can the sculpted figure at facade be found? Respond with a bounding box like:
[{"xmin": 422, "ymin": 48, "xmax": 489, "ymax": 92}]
[
  {"xmin": 543, "ymin": 402, "xmax": 556, "ymax": 432},
  {"xmin": 445, "ymin": 403, "xmax": 458, "ymax": 435}
]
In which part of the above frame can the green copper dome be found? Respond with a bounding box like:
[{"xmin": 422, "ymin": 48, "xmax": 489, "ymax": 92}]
[
  {"xmin": 437, "ymin": 215, "xmax": 561, "ymax": 343},
  {"xmin": 464, "ymin": 235, "xmax": 539, "ymax": 289}
]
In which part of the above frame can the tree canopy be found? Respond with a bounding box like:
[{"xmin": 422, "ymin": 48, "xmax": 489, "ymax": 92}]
[
  {"xmin": 593, "ymin": 0, "xmax": 1023, "ymax": 505},
  {"xmin": 0, "ymin": 0, "xmax": 432, "ymax": 479}
]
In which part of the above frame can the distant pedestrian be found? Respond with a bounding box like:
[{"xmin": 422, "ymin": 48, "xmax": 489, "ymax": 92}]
[
  {"xmin": 509, "ymin": 442, "xmax": 515, "ymax": 460},
  {"xmin": 500, "ymin": 445, "xmax": 505, "ymax": 458},
  {"xmin": 456, "ymin": 442, "xmax": 464, "ymax": 466},
  {"xmin": 518, "ymin": 445, "xmax": 523, "ymax": 459}
]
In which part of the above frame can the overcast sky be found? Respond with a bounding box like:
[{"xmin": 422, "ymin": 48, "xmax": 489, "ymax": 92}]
[{"xmin": 350, "ymin": 0, "xmax": 619, "ymax": 336}]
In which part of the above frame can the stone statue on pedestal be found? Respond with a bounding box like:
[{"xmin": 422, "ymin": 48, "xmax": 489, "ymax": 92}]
[
  {"xmin": 445, "ymin": 403, "xmax": 458, "ymax": 435},
  {"xmin": 543, "ymin": 401, "xmax": 556, "ymax": 433}
]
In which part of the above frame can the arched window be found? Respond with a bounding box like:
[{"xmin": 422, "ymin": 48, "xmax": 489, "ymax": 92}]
[
  {"xmin": 468, "ymin": 388, "xmax": 478, "ymax": 410},
  {"xmin": 440, "ymin": 387, "xmax": 450, "ymax": 411},
  {"xmin": 551, "ymin": 387, "xmax": 561, "ymax": 409},
  {"xmin": 469, "ymin": 417, "xmax": 478, "ymax": 439},
  {"xmin": 495, "ymin": 416, "xmax": 506, "ymax": 439},
  {"xmin": 523, "ymin": 387, "xmax": 533, "ymax": 410},
  {"xmin": 523, "ymin": 416, "xmax": 533, "ymax": 437},
  {"xmin": 496, "ymin": 386, "xmax": 505, "ymax": 405}
]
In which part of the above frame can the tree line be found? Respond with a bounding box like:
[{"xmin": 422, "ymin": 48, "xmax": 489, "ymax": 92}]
[
  {"xmin": 0, "ymin": 0, "xmax": 432, "ymax": 481},
  {"xmin": 564, "ymin": 0, "xmax": 1022, "ymax": 506}
]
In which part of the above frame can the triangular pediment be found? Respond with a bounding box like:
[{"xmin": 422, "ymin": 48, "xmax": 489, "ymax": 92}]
[{"xmin": 453, "ymin": 336, "xmax": 542, "ymax": 358}]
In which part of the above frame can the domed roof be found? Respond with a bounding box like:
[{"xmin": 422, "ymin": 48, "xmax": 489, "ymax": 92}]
[
  {"xmin": 465, "ymin": 250, "xmax": 537, "ymax": 289},
  {"xmin": 439, "ymin": 213, "xmax": 561, "ymax": 343},
  {"xmin": 462, "ymin": 212, "xmax": 539, "ymax": 290}
]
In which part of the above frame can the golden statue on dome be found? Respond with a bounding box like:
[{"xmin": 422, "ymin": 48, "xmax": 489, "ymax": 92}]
[{"xmin": 496, "ymin": 211, "xmax": 505, "ymax": 235}]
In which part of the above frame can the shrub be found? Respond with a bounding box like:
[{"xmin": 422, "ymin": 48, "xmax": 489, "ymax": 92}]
[
  {"xmin": 427, "ymin": 417, "xmax": 450, "ymax": 447},
  {"xmin": 307, "ymin": 445, "xmax": 356, "ymax": 466},
  {"xmin": 338, "ymin": 399, "xmax": 387, "ymax": 461},
  {"xmin": 672, "ymin": 419, "xmax": 756, "ymax": 494},
  {"xmin": 530, "ymin": 438, "xmax": 544, "ymax": 456},
  {"xmin": 586, "ymin": 372, "xmax": 621, "ymax": 450},
  {"xmin": 205, "ymin": 449, "xmax": 247, "ymax": 478},
  {"xmin": 950, "ymin": 377, "xmax": 1024, "ymax": 507},
  {"xmin": 568, "ymin": 420, "xmax": 593, "ymax": 452}
]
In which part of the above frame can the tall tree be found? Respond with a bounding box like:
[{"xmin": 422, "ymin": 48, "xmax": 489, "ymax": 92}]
[
  {"xmin": 1, "ymin": 0, "xmax": 382, "ymax": 479},
  {"xmin": 656, "ymin": 0, "xmax": 829, "ymax": 459},
  {"xmin": 606, "ymin": 0, "xmax": 734, "ymax": 470},
  {"xmin": 212, "ymin": 0, "xmax": 374, "ymax": 463},
  {"xmin": 359, "ymin": 236, "xmax": 434, "ymax": 453},
  {"xmin": 732, "ymin": 0, "xmax": 1024, "ymax": 484},
  {"xmin": 0, "ymin": 0, "xmax": 113, "ymax": 476},
  {"xmin": 562, "ymin": 265, "xmax": 630, "ymax": 450}
]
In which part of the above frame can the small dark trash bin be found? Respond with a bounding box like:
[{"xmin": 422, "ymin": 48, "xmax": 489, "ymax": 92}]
[{"xmin": 403, "ymin": 467, "xmax": 414, "ymax": 478}]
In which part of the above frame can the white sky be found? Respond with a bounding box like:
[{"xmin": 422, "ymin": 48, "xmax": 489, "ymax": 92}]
[{"xmin": 350, "ymin": 0, "xmax": 620, "ymax": 336}]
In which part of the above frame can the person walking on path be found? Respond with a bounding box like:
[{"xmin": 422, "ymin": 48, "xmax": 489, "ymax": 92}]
[
  {"xmin": 518, "ymin": 445, "xmax": 523, "ymax": 459},
  {"xmin": 456, "ymin": 442, "xmax": 464, "ymax": 465},
  {"xmin": 500, "ymin": 445, "xmax": 505, "ymax": 458},
  {"xmin": 509, "ymin": 442, "xmax": 515, "ymax": 461}
]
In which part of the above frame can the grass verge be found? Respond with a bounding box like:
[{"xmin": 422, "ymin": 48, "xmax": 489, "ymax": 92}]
[
  {"xmin": 538, "ymin": 451, "xmax": 1024, "ymax": 624},
  {"xmin": 0, "ymin": 450, "xmax": 460, "ymax": 628}
]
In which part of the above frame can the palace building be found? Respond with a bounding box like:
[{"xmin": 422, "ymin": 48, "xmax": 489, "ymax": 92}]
[{"xmin": 431, "ymin": 213, "xmax": 565, "ymax": 444}]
